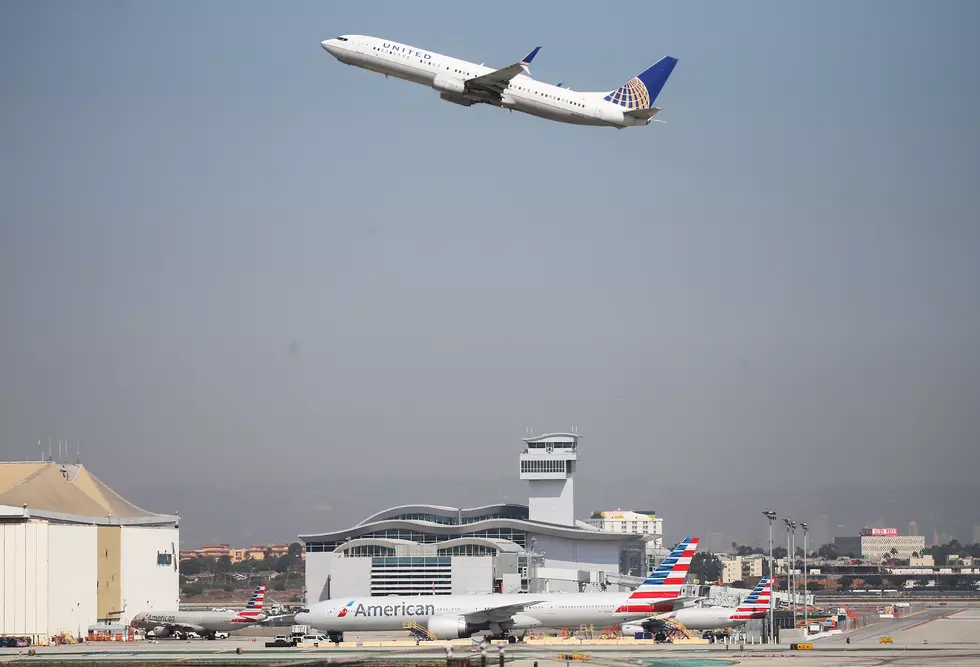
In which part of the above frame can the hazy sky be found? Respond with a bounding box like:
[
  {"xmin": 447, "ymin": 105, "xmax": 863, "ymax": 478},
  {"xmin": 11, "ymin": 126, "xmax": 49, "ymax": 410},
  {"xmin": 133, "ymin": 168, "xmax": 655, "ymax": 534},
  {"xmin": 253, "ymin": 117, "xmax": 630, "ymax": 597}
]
[{"xmin": 2, "ymin": 1, "xmax": 979, "ymax": 548}]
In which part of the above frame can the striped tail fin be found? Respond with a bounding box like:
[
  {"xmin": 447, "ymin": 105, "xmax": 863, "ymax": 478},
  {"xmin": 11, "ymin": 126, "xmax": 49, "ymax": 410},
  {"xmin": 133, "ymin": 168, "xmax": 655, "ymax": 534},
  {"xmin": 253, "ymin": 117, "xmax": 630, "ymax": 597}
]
[
  {"xmin": 617, "ymin": 536, "xmax": 699, "ymax": 613},
  {"xmin": 730, "ymin": 577, "xmax": 772, "ymax": 620},
  {"xmin": 238, "ymin": 583, "xmax": 266, "ymax": 617}
]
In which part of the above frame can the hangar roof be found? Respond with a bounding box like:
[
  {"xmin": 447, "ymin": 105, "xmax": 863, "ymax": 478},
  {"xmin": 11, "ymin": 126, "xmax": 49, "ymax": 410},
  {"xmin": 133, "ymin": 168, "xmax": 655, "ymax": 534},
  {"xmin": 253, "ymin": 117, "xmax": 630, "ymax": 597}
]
[{"xmin": 0, "ymin": 461, "xmax": 176, "ymax": 526}]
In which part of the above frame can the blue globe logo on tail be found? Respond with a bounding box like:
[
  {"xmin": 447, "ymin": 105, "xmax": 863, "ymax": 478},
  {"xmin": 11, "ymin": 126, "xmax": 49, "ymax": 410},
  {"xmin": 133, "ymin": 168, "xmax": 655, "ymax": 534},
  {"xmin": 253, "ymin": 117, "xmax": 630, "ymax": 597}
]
[{"xmin": 604, "ymin": 56, "xmax": 678, "ymax": 110}]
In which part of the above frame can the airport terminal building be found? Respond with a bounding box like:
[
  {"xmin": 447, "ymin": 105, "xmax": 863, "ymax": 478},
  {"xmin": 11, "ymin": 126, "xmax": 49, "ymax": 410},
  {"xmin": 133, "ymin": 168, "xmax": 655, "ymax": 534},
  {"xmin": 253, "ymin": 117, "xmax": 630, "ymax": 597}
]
[{"xmin": 302, "ymin": 433, "xmax": 652, "ymax": 602}]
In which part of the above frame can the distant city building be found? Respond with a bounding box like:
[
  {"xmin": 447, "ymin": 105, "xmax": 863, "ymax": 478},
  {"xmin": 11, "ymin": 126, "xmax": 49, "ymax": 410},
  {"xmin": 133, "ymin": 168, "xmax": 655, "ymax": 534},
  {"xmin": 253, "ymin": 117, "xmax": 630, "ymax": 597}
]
[
  {"xmin": 717, "ymin": 553, "xmax": 764, "ymax": 583},
  {"xmin": 910, "ymin": 554, "xmax": 934, "ymax": 567},
  {"xmin": 907, "ymin": 520, "xmax": 919, "ymax": 537},
  {"xmin": 181, "ymin": 543, "xmax": 302, "ymax": 563},
  {"xmin": 720, "ymin": 555, "xmax": 742, "ymax": 584},
  {"xmin": 588, "ymin": 510, "xmax": 664, "ymax": 548},
  {"xmin": 974, "ymin": 525, "xmax": 980, "ymax": 545},
  {"xmin": 835, "ymin": 528, "xmax": 925, "ymax": 561},
  {"xmin": 743, "ymin": 554, "xmax": 764, "ymax": 578}
]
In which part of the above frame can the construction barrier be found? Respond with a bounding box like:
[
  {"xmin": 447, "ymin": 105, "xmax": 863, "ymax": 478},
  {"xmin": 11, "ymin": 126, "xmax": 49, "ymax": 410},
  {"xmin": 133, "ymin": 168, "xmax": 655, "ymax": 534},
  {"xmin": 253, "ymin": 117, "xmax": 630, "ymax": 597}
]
[
  {"xmin": 880, "ymin": 637, "xmax": 894, "ymax": 644},
  {"xmin": 790, "ymin": 643, "xmax": 813, "ymax": 650},
  {"xmin": 556, "ymin": 653, "xmax": 590, "ymax": 661}
]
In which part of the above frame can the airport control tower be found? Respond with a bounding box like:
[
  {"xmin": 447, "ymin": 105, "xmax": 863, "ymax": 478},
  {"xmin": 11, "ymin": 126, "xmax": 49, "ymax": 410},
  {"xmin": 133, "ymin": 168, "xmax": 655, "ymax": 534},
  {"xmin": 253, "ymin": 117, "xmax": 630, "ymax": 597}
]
[{"xmin": 520, "ymin": 432, "xmax": 579, "ymax": 526}]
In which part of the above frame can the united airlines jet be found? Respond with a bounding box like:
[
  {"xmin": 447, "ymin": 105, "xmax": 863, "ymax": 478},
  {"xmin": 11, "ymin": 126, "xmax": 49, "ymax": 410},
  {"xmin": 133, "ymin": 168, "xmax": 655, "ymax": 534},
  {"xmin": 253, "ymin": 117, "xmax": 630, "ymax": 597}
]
[
  {"xmin": 321, "ymin": 35, "xmax": 678, "ymax": 128},
  {"xmin": 294, "ymin": 537, "xmax": 699, "ymax": 643}
]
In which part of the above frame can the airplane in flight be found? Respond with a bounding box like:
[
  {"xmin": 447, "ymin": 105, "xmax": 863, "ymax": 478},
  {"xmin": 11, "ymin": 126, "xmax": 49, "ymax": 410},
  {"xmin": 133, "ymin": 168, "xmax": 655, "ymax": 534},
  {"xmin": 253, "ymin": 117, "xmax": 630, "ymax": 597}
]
[
  {"xmin": 130, "ymin": 584, "xmax": 279, "ymax": 640},
  {"xmin": 622, "ymin": 576, "xmax": 773, "ymax": 634},
  {"xmin": 320, "ymin": 35, "xmax": 678, "ymax": 129},
  {"xmin": 294, "ymin": 537, "xmax": 700, "ymax": 643}
]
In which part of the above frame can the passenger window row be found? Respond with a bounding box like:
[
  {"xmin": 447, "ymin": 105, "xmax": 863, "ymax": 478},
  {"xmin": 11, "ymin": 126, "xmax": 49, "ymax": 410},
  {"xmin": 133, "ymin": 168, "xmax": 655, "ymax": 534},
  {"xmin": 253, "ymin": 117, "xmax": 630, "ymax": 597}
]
[{"xmin": 372, "ymin": 46, "xmax": 586, "ymax": 109}]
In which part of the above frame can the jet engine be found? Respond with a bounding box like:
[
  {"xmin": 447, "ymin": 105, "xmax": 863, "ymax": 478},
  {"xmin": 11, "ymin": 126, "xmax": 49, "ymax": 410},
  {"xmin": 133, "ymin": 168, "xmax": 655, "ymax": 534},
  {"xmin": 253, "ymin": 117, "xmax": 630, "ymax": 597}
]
[
  {"xmin": 432, "ymin": 73, "xmax": 465, "ymax": 96},
  {"xmin": 152, "ymin": 626, "xmax": 173, "ymax": 638},
  {"xmin": 426, "ymin": 615, "xmax": 472, "ymax": 639}
]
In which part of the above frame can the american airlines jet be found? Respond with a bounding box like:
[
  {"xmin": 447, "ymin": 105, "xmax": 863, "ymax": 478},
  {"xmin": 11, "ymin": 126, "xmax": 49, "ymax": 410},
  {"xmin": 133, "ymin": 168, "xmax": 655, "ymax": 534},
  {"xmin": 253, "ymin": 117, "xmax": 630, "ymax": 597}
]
[
  {"xmin": 320, "ymin": 35, "xmax": 678, "ymax": 129},
  {"xmin": 622, "ymin": 577, "xmax": 773, "ymax": 634},
  {"xmin": 131, "ymin": 584, "xmax": 277, "ymax": 640},
  {"xmin": 294, "ymin": 537, "xmax": 699, "ymax": 643}
]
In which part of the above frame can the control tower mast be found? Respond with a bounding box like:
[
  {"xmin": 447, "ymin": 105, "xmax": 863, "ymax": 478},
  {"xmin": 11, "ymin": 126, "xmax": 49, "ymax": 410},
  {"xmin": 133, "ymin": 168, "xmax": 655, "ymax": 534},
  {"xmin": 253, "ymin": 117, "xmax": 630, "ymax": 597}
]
[{"xmin": 520, "ymin": 432, "xmax": 580, "ymax": 526}]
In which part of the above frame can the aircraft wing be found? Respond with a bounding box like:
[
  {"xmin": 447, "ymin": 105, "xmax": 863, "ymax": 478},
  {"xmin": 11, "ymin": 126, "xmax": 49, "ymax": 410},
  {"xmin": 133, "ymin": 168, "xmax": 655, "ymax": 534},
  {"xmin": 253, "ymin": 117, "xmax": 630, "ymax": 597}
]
[
  {"xmin": 465, "ymin": 47, "xmax": 540, "ymax": 96},
  {"xmin": 460, "ymin": 600, "xmax": 545, "ymax": 624}
]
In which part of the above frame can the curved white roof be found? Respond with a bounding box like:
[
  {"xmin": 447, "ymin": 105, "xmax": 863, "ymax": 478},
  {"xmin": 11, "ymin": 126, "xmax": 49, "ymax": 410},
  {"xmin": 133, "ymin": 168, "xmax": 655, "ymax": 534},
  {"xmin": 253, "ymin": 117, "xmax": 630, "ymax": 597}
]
[
  {"xmin": 301, "ymin": 514, "xmax": 635, "ymax": 544},
  {"xmin": 523, "ymin": 433, "xmax": 580, "ymax": 444}
]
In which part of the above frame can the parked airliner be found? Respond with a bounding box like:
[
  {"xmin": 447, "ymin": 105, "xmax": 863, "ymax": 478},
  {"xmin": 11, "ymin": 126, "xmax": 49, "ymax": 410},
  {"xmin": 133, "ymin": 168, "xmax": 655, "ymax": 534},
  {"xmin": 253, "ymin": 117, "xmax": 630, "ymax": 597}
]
[
  {"xmin": 294, "ymin": 537, "xmax": 699, "ymax": 642},
  {"xmin": 131, "ymin": 584, "xmax": 277, "ymax": 639},
  {"xmin": 320, "ymin": 35, "xmax": 677, "ymax": 128},
  {"xmin": 622, "ymin": 577, "xmax": 773, "ymax": 634}
]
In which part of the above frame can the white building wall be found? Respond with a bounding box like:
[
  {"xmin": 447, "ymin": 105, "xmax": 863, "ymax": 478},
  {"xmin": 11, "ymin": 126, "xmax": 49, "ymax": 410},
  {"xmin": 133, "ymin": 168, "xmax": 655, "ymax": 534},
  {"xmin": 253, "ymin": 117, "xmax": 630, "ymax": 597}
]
[
  {"xmin": 120, "ymin": 526, "xmax": 179, "ymax": 623},
  {"xmin": 47, "ymin": 524, "xmax": 97, "ymax": 637},
  {"xmin": 0, "ymin": 521, "xmax": 49, "ymax": 638},
  {"xmin": 305, "ymin": 552, "xmax": 339, "ymax": 603},
  {"xmin": 329, "ymin": 556, "xmax": 371, "ymax": 600},
  {"xmin": 528, "ymin": 477, "xmax": 575, "ymax": 526},
  {"xmin": 451, "ymin": 557, "xmax": 493, "ymax": 594},
  {"xmin": 532, "ymin": 534, "xmax": 621, "ymax": 570}
]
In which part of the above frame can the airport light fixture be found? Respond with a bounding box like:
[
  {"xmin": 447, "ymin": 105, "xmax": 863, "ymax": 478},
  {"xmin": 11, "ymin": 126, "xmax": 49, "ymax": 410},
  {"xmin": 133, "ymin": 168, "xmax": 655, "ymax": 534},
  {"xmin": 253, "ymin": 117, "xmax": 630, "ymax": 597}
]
[
  {"xmin": 784, "ymin": 517, "xmax": 796, "ymax": 629},
  {"xmin": 762, "ymin": 510, "xmax": 777, "ymax": 642},
  {"xmin": 800, "ymin": 522, "xmax": 808, "ymax": 634}
]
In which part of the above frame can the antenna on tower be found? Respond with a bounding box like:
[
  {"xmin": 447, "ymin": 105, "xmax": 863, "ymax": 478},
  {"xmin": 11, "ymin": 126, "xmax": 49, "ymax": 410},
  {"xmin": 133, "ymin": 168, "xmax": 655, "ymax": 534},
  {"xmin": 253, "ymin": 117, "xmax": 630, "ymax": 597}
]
[
  {"xmin": 76, "ymin": 440, "xmax": 80, "ymax": 463},
  {"xmin": 48, "ymin": 437, "xmax": 52, "ymax": 461},
  {"xmin": 38, "ymin": 440, "xmax": 42, "ymax": 462}
]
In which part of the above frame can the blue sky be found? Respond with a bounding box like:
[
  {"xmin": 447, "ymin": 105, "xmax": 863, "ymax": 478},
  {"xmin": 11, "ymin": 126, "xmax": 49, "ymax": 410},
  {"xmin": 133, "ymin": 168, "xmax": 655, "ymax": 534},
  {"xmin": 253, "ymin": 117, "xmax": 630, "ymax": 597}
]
[{"xmin": 2, "ymin": 1, "xmax": 979, "ymax": 545}]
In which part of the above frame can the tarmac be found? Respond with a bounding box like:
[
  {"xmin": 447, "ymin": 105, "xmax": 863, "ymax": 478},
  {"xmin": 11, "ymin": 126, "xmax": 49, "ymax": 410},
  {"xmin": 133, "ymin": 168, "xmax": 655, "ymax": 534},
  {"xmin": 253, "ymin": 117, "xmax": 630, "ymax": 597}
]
[{"xmin": 2, "ymin": 606, "xmax": 978, "ymax": 667}]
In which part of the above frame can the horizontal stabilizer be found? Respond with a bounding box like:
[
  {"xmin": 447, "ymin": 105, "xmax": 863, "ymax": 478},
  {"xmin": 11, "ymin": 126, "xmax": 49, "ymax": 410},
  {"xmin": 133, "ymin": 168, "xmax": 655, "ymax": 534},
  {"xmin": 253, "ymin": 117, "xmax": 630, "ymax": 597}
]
[{"xmin": 624, "ymin": 106, "xmax": 662, "ymax": 119}]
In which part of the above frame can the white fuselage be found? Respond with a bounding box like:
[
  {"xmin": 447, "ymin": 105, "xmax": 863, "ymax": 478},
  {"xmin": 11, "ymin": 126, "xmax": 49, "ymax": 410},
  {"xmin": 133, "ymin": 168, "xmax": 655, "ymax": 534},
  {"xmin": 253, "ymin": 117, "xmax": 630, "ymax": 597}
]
[
  {"xmin": 296, "ymin": 592, "xmax": 661, "ymax": 638},
  {"xmin": 131, "ymin": 610, "xmax": 264, "ymax": 635},
  {"xmin": 665, "ymin": 607, "xmax": 745, "ymax": 631},
  {"xmin": 321, "ymin": 35, "xmax": 650, "ymax": 128}
]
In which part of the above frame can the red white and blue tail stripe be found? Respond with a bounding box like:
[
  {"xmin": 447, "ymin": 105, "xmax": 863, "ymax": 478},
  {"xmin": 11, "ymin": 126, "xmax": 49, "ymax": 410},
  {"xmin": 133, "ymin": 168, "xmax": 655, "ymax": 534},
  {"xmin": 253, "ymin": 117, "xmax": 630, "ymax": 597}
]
[
  {"xmin": 237, "ymin": 584, "xmax": 266, "ymax": 618},
  {"xmin": 616, "ymin": 536, "xmax": 698, "ymax": 613},
  {"xmin": 729, "ymin": 577, "xmax": 771, "ymax": 621}
]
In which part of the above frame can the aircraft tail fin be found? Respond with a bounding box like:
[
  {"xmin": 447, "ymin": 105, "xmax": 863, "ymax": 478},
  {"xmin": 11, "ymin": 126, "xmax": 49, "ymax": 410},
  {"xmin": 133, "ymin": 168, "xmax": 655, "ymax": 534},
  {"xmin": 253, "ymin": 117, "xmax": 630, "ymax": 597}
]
[
  {"xmin": 616, "ymin": 537, "xmax": 698, "ymax": 612},
  {"xmin": 604, "ymin": 56, "xmax": 678, "ymax": 110},
  {"xmin": 239, "ymin": 583, "xmax": 265, "ymax": 615},
  {"xmin": 730, "ymin": 577, "xmax": 772, "ymax": 620}
]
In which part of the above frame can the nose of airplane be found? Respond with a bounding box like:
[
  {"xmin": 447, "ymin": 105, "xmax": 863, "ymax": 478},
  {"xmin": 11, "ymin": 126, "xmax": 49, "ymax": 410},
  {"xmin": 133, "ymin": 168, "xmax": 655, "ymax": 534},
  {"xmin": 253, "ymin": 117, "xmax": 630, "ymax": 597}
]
[
  {"xmin": 294, "ymin": 611, "xmax": 310, "ymax": 625},
  {"xmin": 320, "ymin": 40, "xmax": 338, "ymax": 57}
]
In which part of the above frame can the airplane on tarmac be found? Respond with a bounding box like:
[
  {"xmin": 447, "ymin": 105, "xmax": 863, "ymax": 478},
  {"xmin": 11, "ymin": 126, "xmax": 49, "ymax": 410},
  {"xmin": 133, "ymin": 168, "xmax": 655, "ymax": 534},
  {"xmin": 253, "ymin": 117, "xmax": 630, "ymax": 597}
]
[
  {"xmin": 293, "ymin": 537, "xmax": 700, "ymax": 643},
  {"xmin": 131, "ymin": 584, "xmax": 282, "ymax": 640},
  {"xmin": 320, "ymin": 35, "xmax": 678, "ymax": 129},
  {"xmin": 622, "ymin": 576, "xmax": 773, "ymax": 634}
]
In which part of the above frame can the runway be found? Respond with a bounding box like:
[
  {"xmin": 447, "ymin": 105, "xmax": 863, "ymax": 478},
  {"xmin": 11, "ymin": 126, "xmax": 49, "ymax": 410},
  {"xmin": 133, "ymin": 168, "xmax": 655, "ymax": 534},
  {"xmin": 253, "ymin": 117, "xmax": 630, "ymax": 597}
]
[{"xmin": 2, "ymin": 608, "xmax": 978, "ymax": 667}]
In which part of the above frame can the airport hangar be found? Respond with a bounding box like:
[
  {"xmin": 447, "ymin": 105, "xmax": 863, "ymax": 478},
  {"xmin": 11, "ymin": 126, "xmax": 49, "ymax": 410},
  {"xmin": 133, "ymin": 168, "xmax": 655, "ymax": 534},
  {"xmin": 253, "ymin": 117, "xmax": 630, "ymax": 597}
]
[
  {"xmin": 0, "ymin": 460, "xmax": 179, "ymax": 642},
  {"xmin": 301, "ymin": 433, "xmax": 657, "ymax": 602}
]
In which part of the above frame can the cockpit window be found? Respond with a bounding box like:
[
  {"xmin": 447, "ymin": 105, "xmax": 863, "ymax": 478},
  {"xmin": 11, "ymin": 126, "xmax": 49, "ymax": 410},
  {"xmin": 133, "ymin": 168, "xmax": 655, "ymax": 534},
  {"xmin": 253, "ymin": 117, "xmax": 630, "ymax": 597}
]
[
  {"xmin": 300, "ymin": 608, "xmax": 310, "ymax": 614},
  {"xmin": 336, "ymin": 37, "xmax": 348, "ymax": 42}
]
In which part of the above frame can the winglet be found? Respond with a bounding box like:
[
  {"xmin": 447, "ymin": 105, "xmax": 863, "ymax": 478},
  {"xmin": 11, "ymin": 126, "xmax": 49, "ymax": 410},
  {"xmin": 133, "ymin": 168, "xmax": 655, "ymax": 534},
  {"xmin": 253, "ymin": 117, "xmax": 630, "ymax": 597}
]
[
  {"xmin": 521, "ymin": 47, "xmax": 541, "ymax": 66},
  {"xmin": 520, "ymin": 46, "xmax": 541, "ymax": 75}
]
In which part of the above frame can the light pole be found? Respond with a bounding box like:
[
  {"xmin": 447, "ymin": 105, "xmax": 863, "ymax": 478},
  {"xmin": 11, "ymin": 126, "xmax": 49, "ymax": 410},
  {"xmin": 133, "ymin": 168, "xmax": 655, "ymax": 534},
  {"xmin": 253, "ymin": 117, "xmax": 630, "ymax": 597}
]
[
  {"xmin": 801, "ymin": 522, "xmax": 808, "ymax": 634},
  {"xmin": 784, "ymin": 518, "xmax": 796, "ymax": 630},
  {"xmin": 763, "ymin": 510, "xmax": 776, "ymax": 642}
]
